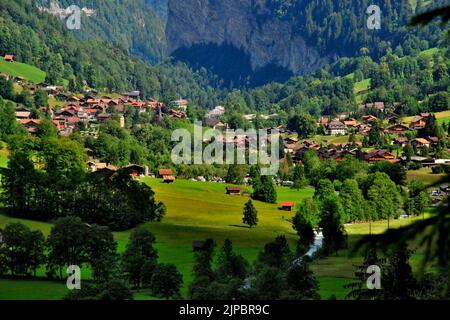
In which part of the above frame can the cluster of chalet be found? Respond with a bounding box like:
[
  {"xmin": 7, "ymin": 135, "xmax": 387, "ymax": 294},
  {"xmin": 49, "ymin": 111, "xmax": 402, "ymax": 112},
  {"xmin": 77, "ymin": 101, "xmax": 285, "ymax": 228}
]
[
  {"xmin": 282, "ymin": 137, "xmax": 400, "ymax": 164},
  {"xmin": 318, "ymin": 105, "xmax": 386, "ymax": 137},
  {"xmin": 317, "ymin": 103, "xmax": 402, "ymax": 136},
  {"xmin": 13, "ymin": 86, "xmax": 189, "ymax": 135},
  {"xmin": 318, "ymin": 115, "xmax": 377, "ymax": 136},
  {"xmin": 284, "ymin": 108, "xmax": 448, "ymax": 166},
  {"xmin": 87, "ymin": 161, "xmax": 150, "ymax": 178}
]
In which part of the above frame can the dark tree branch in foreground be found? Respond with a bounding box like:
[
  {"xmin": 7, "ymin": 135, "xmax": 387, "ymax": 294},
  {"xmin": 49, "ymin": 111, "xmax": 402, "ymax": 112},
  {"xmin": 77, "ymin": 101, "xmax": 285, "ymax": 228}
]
[
  {"xmin": 352, "ymin": 197, "xmax": 450, "ymax": 296},
  {"xmin": 409, "ymin": 5, "xmax": 450, "ymax": 27}
]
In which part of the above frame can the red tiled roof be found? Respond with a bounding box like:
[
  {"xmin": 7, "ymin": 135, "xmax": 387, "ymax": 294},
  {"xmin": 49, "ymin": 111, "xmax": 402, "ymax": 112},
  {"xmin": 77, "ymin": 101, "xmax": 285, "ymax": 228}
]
[
  {"xmin": 15, "ymin": 111, "xmax": 31, "ymax": 118},
  {"xmin": 66, "ymin": 117, "xmax": 80, "ymax": 123},
  {"xmin": 344, "ymin": 120, "xmax": 359, "ymax": 127},
  {"xmin": 281, "ymin": 201, "xmax": 294, "ymax": 207},
  {"xmin": 159, "ymin": 169, "xmax": 173, "ymax": 176},
  {"xmin": 20, "ymin": 119, "xmax": 42, "ymax": 125}
]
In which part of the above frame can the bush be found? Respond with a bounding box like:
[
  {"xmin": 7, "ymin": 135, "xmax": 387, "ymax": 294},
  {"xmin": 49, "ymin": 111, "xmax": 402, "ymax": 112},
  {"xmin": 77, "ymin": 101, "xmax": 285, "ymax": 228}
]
[
  {"xmin": 63, "ymin": 280, "xmax": 132, "ymax": 300},
  {"xmin": 408, "ymin": 162, "xmax": 423, "ymax": 170},
  {"xmin": 432, "ymin": 165, "xmax": 445, "ymax": 174}
]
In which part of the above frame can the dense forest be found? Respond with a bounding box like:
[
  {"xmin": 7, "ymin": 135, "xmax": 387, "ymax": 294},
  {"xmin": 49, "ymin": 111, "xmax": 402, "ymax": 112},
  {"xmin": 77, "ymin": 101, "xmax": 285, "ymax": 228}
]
[
  {"xmin": 168, "ymin": 0, "xmax": 448, "ymax": 87},
  {"xmin": 35, "ymin": 0, "xmax": 167, "ymax": 64},
  {"xmin": 268, "ymin": 0, "xmax": 447, "ymax": 59},
  {"xmin": 2, "ymin": 0, "xmax": 449, "ymax": 114},
  {"xmin": 222, "ymin": 44, "xmax": 449, "ymax": 119}
]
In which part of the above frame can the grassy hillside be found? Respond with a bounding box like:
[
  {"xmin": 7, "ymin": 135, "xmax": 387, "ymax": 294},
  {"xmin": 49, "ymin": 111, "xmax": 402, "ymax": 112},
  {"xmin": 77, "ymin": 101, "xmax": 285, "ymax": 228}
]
[
  {"xmin": 0, "ymin": 59, "xmax": 46, "ymax": 84},
  {"xmin": 407, "ymin": 167, "xmax": 449, "ymax": 188},
  {"xmin": 0, "ymin": 178, "xmax": 315, "ymax": 299},
  {"xmin": 402, "ymin": 110, "xmax": 450, "ymax": 126},
  {"xmin": 0, "ymin": 279, "xmax": 68, "ymax": 300},
  {"xmin": 354, "ymin": 78, "xmax": 371, "ymax": 95}
]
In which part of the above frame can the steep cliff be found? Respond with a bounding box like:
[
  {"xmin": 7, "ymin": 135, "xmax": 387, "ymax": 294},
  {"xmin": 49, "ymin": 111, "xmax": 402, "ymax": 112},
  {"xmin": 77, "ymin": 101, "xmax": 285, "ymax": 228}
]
[{"xmin": 166, "ymin": 0, "xmax": 329, "ymax": 87}]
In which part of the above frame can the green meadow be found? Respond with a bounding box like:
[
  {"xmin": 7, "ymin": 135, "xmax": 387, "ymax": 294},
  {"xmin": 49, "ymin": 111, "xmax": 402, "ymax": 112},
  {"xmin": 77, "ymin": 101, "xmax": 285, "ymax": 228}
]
[
  {"xmin": 407, "ymin": 167, "xmax": 449, "ymax": 188},
  {"xmin": 0, "ymin": 59, "xmax": 46, "ymax": 84},
  {"xmin": 402, "ymin": 110, "xmax": 450, "ymax": 126},
  {"xmin": 0, "ymin": 178, "xmax": 318, "ymax": 299}
]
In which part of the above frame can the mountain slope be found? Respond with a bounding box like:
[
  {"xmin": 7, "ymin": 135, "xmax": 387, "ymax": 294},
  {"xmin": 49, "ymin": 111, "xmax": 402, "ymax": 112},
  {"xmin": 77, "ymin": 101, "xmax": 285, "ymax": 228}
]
[
  {"xmin": 36, "ymin": 0, "xmax": 167, "ymax": 64},
  {"xmin": 167, "ymin": 0, "xmax": 448, "ymax": 88},
  {"xmin": 0, "ymin": 0, "xmax": 223, "ymax": 107}
]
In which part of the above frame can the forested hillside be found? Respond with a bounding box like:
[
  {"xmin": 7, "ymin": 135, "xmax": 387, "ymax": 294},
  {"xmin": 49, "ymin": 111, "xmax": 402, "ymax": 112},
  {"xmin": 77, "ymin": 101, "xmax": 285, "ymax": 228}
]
[
  {"xmin": 222, "ymin": 46, "xmax": 449, "ymax": 122},
  {"xmin": 269, "ymin": 0, "xmax": 447, "ymax": 58},
  {"xmin": 0, "ymin": 0, "xmax": 224, "ymax": 108},
  {"xmin": 0, "ymin": 0, "xmax": 448, "ymax": 114},
  {"xmin": 145, "ymin": 0, "xmax": 168, "ymax": 22},
  {"xmin": 167, "ymin": 0, "xmax": 449, "ymax": 87}
]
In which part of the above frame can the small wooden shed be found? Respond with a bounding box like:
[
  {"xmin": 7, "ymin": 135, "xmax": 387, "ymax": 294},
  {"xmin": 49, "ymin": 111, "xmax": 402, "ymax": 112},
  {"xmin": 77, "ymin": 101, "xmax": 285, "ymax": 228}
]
[
  {"xmin": 226, "ymin": 186, "xmax": 241, "ymax": 195},
  {"xmin": 280, "ymin": 201, "xmax": 295, "ymax": 211}
]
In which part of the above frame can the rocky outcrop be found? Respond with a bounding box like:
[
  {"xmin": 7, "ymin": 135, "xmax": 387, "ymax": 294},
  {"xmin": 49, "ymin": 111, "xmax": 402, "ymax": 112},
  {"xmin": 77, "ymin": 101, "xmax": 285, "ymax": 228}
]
[{"xmin": 166, "ymin": 0, "xmax": 329, "ymax": 81}]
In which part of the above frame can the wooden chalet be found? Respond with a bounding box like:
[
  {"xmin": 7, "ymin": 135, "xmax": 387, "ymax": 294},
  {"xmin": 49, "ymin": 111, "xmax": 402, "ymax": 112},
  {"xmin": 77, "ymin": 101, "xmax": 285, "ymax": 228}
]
[
  {"xmin": 20, "ymin": 119, "xmax": 42, "ymax": 134},
  {"xmin": 226, "ymin": 186, "xmax": 241, "ymax": 195},
  {"xmin": 362, "ymin": 115, "xmax": 378, "ymax": 123},
  {"xmin": 123, "ymin": 164, "xmax": 148, "ymax": 177},
  {"xmin": 386, "ymin": 113, "xmax": 399, "ymax": 124},
  {"xmin": 172, "ymin": 98, "xmax": 189, "ymax": 111},
  {"xmin": 124, "ymin": 91, "xmax": 141, "ymax": 99},
  {"xmin": 393, "ymin": 136, "xmax": 408, "ymax": 147},
  {"xmin": 410, "ymin": 116, "xmax": 427, "ymax": 130},
  {"xmin": 358, "ymin": 102, "xmax": 385, "ymax": 112},
  {"xmin": 363, "ymin": 150, "xmax": 398, "ymax": 164},
  {"xmin": 159, "ymin": 169, "xmax": 175, "ymax": 183},
  {"xmin": 344, "ymin": 119, "xmax": 360, "ymax": 128},
  {"xmin": 413, "ymin": 138, "xmax": 430, "ymax": 148},
  {"xmin": 88, "ymin": 162, "xmax": 118, "ymax": 173},
  {"xmin": 328, "ymin": 120, "xmax": 348, "ymax": 136},
  {"xmin": 15, "ymin": 111, "xmax": 31, "ymax": 120},
  {"xmin": 159, "ymin": 169, "xmax": 173, "ymax": 177},
  {"xmin": 97, "ymin": 113, "xmax": 113, "ymax": 122}
]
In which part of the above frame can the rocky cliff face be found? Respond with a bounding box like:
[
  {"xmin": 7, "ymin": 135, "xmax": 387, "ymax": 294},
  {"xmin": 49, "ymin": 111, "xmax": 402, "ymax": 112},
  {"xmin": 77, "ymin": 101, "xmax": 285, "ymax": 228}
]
[{"xmin": 166, "ymin": 0, "xmax": 329, "ymax": 86}]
